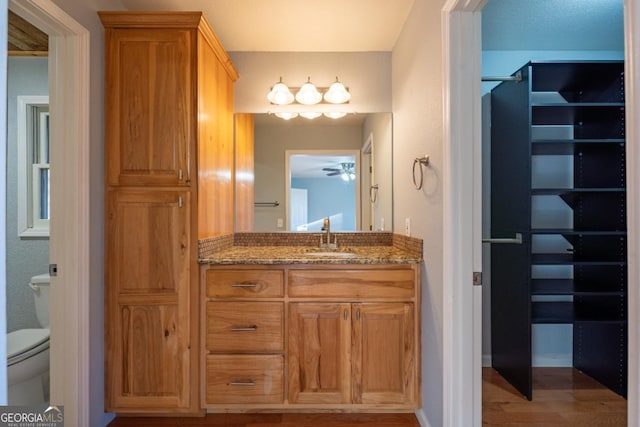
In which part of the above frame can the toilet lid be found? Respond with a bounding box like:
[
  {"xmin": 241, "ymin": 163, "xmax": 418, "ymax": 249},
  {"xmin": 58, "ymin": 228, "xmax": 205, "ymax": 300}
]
[{"xmin": 7, "ymin": 328, "xmax": 50, "ymax": 360}]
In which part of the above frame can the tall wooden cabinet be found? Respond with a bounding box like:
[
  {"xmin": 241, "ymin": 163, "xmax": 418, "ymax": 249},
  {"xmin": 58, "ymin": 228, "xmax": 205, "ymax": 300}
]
[
  {"xmin": 490, "ymin": 61, "xmax": 627, "ymax": 400},
  {"xmin": 101, "ymin": 12, "xmax": 238, "ymax": 413}
]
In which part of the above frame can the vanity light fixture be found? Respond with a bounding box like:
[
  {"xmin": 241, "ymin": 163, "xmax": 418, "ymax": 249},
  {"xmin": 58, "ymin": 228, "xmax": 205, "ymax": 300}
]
[
  {"xmin": 268, "ymin": 77, "xmax": 351, "ymax": 120},
  {"xmin": 295, "ymin": 77, "xmax": 323, "ymax": 105},
  {"xmin": 267, "ymin": 77, "xmax": 294, "ymax": 105}
]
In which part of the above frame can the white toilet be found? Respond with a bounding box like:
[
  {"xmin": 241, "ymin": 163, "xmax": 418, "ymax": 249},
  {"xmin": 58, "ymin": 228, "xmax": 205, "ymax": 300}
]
[{"xmin": 7, "ymin": 273, "xmax": 51, "ymax": 405}]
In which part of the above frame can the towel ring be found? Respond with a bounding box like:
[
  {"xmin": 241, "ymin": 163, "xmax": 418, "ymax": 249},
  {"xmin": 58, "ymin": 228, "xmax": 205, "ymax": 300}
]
[{"xmin": 412, "ymin": 155, "xmax": 430, "ymax": 190}]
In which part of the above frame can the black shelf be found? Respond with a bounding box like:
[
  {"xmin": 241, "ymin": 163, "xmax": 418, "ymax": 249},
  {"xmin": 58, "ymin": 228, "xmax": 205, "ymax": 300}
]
[
  {"xmin": 531, "ymin": 229, "xmax": 626, "ymax": 235},
  {"xmin": 531, "ymin": 139, "xmax": 624, "ymax": 156},
  {"xmin": 532, "ymin": 301, "xmax": 626, "ymax": 324},
  {"xmin": 530, "ymin": 279, "xmax": 625, "ymax": 296},
  {"xmin": 532, "ymin": 253, "xmax": 625, "ymax": 265}
]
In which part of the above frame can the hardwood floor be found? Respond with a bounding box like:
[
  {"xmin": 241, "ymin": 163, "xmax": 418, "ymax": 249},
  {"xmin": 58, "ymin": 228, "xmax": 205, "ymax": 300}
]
[
  {"xmin": 483, "ymin": 367, "xmax": 627, "ymax": 426},
  {"xmin": 107, "ymin": 413, "xmax": 421, "ymax": 427},
  {"xmin": 107, "ymin": 368, "xmax": 626, "ymax": 426}
]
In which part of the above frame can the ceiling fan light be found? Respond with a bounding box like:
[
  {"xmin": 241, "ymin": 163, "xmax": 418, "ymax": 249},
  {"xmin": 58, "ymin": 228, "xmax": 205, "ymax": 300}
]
[
  {"xmin": 324, "ymin": 111, "xmax": 347, "ymax": 119},
  {"xmin": 267, "ymin": 78, "xmax": 294, "ymax": 105},
  {"xmin": 323, "ymin": 78, "xmax": 351, "ymax": 104},
  {"xmin": 341, "ymin": 172, "xmax": 350, "ymax": 181},
  {"xmin": 275, "ymin": 112, "xmax": 298, "ymax": 120},
  {"xmin": 299, "ymin": 111, "xmax": 322, "ymax": 119},
  {"xmin": 295, "ymin": 78, "xmax": 322, "ymax": 105}
]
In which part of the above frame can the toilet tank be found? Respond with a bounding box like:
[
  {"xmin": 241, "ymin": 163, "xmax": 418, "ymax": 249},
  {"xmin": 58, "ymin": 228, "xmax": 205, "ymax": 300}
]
[{"xmin": 29, "ymin": 274, "xmax": 50, "ymax": 328}]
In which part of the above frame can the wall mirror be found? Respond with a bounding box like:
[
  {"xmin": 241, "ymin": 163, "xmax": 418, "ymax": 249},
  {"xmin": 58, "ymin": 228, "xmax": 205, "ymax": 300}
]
[{"xmin": 251, "ymin": 112, "xmax": 393, "ymax": 232}]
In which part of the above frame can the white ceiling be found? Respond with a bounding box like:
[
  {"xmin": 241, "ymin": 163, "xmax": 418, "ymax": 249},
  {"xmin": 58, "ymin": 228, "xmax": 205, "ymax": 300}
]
[{"xmin": 119, "ymin": 0, "xmax": 415, "ymax": 52}]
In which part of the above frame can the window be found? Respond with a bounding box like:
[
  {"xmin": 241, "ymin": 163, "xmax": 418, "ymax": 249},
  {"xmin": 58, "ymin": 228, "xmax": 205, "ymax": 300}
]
[{"xmin": 17, "ymin": 95, "xmax": 50, "ymax": 237}]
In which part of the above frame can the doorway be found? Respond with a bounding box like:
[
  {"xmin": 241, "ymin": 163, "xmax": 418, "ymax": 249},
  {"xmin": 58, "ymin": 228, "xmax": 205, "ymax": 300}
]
[
  {"xmin": 285, "ymin": 150, "xmax": 361, "ymax": 231},
  {"xmin": 7, "ymin": 0, "xmax": 91, "ymax": 425},
  {"xmin": 441, "ymin": 0, "xmax": 640, "ymax": 426}
]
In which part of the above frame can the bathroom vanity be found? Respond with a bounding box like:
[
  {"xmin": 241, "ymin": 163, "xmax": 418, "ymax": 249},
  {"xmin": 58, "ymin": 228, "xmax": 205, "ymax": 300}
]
[{"xmin": 199, "ymin": 233, "xmax": 422, "ymax": 412}]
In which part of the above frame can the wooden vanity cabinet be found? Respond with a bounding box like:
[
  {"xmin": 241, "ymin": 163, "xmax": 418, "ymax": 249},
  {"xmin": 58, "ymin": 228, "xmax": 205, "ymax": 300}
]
[
  {"xmin": 202, "ymin": 264, "xmax": 420, "ymax": 411},
  {"xmin": 101, "ymin": 12, "xmax": 238, "ymax": 414}
]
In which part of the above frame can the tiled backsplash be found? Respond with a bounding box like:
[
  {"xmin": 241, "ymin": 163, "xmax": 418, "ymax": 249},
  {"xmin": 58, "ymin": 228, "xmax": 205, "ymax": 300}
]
[{"xmin": 199, "ymin": 232, "xmax": 423, "ymax": 260}]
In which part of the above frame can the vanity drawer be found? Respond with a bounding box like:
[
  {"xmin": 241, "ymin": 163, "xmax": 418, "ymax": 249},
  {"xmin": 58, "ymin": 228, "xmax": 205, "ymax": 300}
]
[
  {"xmin": 288, "ymin": 268, "xmax": 415, "ymax": 299},
  {"xmin": 206, "ymin": 302, "xmax": 284, "ymax": 352},
  {"xmin": 205, "ymin": 269, "xmax": 284, "ymax": 298},
  {"xmin": 205, "ymin": 354, "xmax": 284, "ymax": 404}
]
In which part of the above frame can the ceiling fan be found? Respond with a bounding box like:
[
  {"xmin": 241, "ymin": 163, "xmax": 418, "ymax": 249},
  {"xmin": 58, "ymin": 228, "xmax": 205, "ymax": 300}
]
[{"xmin": 322, "ymin": 162, "xmax": 356, "ymax": 180}]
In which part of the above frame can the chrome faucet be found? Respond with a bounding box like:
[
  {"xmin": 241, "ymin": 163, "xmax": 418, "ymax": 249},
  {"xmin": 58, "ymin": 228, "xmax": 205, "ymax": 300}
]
[{"xmin": 320, "ymin": 216, "xmax": 337, "ymax": 249}]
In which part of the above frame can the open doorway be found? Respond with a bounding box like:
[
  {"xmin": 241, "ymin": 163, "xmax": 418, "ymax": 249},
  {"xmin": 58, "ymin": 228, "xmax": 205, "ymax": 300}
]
[
  {"xmin": 441, "ymin": 0, "xmax": 639, "ymax": 426},
  {"xmin": 7, "ymin": 0, "xmax": 91, "ymax": 424},
  {"xmin": 481, "ymin": 0, "xmax": 627, "ymax": 413},
  {"xmin": 285, "ymin": 150, "xmax": 361, "ymax": 231}
]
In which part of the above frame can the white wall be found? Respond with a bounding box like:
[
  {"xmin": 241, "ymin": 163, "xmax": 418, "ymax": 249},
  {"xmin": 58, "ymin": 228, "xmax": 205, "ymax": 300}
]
[
  {"xmin": 392, "ymin": 0, "xmax": 445, "ymax": 425},
  {"xmin": 6, "ymin": 57, "xmax": 49, "ymax": 332},
  {"xmin": 230, "ymin": 51, "xmax": 392, "ymax": 113}
]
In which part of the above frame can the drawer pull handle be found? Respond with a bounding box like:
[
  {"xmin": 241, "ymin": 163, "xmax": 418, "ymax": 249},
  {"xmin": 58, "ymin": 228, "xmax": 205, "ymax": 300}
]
[
  {"xmin": 230, "ymin": 326, "xmax": 258, "ymax": 332},
  {"xmin": 230, "ymin": 381, "xmax": 256, "ymax": 386},
  {"xmin": 231, "ymin": 282, "xmax": 257, "ymax": 288}
]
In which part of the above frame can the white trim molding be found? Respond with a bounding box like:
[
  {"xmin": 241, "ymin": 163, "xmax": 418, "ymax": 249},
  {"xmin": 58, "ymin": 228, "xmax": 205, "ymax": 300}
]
[
  {"xmin": 9, "ymin": 1, "xmax": 90, "ymax": 426},
  {"xmin": 624, "ymin": 1, "xmax": 640, "ymax": 425},
  {"xmin": 441, "ymin": 1, "xmax": 487, "ymax": 426}
]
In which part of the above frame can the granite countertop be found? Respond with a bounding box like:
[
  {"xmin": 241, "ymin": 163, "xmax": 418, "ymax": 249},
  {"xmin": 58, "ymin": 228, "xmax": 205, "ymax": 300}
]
[{"xmin": 199, "ymin": 245, "xmax": 422, "ymax": 265}]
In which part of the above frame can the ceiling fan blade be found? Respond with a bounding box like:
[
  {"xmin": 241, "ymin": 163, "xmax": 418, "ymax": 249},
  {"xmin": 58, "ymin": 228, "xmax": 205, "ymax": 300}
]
[
  {"xmin": 326, "ymin": 171, "xmax": 340, "ymax": 176},
  {"xmin": 322, "ymin": 167, "xmax": 340, "ymax": 172}
]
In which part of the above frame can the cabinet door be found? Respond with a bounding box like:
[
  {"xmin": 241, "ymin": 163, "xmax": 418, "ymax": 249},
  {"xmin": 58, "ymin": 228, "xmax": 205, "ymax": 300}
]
[
  {"xmin": 352, "ymin": 303, "xmax": 415, "ymax": 405},
  {"xmin": 106, "ymin": 189, "xmax": 192, "ymax": 410},
  {"xmin": 105, "ymin": 28, "xmax": 193, "ymax": 186},
  {"xmin": 288, "ymin": 303, "xmax": 351, "ymax": 404}
]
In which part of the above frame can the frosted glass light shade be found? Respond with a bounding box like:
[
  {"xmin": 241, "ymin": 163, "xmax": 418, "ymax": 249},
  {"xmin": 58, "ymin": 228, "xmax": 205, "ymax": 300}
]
[
  {"xmin": 299, "ymin": 111, "xmax": 322, "ymax": 119},
  {"xmin": 323, "ymin": 79, "xmax": 351, "ymax": 104},
  {"xmin": 267, "ymin": 79, "xmax": 294, "ymax": 105},
  {"xmin": 295, "ymin": 78, "xmax": 322, "ymax": 105},
  {"xmin": 324, "ymin": 112, "xmax": 347, "ymax": 119},
  {"xmin": 275, "ymin": 112, "xmax": 298, "ymax": 120}
]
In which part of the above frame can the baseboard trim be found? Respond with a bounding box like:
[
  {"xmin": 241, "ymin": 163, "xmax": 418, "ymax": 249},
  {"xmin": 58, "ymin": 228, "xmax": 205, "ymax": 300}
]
[
  {"xmin": 482, "ymin": 354, "xmax": 492, "ymax": 367},
  {"xmin": 415, "ymin": 409, "xmax": 431, "ymax": 427}
]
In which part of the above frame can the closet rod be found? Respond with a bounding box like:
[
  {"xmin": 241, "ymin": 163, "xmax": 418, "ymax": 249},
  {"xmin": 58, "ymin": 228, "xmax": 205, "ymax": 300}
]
[{"xmin": 482, "ymin": 70, "xmax": 523, "ymax": 82}]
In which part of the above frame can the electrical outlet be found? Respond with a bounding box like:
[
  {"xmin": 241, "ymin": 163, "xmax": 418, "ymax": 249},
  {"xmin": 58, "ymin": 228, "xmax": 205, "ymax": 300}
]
[
  {"xmin": 405, "ymin": 217, "xmax": 411, "ymax": 236},
  {"xmin": 277, "ymin": 218, "xmax": 284, "ymax": 228}
]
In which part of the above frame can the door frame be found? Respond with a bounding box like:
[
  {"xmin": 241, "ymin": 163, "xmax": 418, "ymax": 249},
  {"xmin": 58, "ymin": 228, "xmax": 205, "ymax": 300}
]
[
  {"xmin": 441, "ymin": 1, "xmax": 640, "ymax": 427},
  {"xmin": 8, "ymin": 1, "xmax": 90, "ymax": 425}
]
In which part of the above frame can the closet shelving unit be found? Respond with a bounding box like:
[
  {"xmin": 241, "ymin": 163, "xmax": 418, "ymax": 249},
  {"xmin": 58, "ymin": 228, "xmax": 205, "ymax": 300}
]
[{"xmin": 490, "ymin": 61, "xmax": 627, "ymax": 400}]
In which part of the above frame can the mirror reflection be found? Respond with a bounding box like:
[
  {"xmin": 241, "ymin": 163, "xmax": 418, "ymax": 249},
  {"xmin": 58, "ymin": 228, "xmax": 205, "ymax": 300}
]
[
  {"xmin": 252, "ymin": 113, "xmax": 392, "ymax": 232},
  {"xmin": 287, "ymin": 150, "xmax": 360, "ymax": 232}
]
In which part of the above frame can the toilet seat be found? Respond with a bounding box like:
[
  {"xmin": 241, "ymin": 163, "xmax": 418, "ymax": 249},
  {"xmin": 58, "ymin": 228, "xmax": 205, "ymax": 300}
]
[{"xmin": 8, "ymin": 328, "xmax": 50, "ymax": 366}]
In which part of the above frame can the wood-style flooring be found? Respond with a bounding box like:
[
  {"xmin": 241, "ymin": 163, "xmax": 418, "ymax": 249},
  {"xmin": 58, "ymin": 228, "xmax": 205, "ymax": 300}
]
[
  {"xmin": 483, "ymin": 367, "xmax": 627, "ymax": 426},
  {"xmin": 107, "ymin": 368, "xmax": 627, "ymax": 427},
  {"xmin": 107, "ymin": 413, "xmax": 420, "ymax": 427}
]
